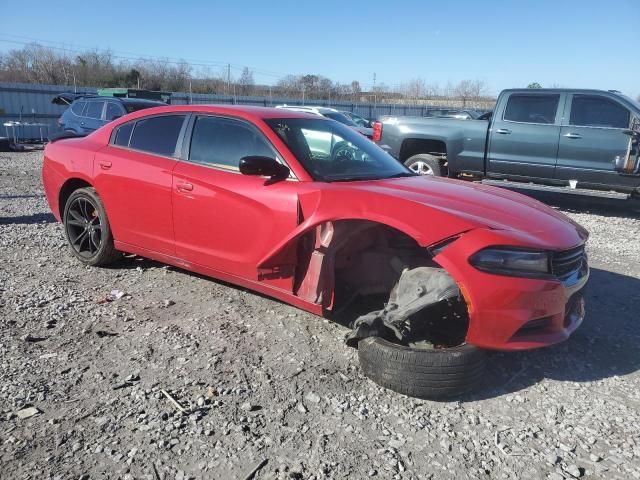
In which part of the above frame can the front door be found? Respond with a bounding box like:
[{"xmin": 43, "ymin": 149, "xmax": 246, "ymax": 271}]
[
  {"xmin": 172, "ymin": 115, "xmax": 300, "ymax": 285},
  {"xmin": 487, "ymin": 92, "xmax": 564, "ymax": 180},
  {"xmin": 556, "ymin": 93, "xmax": 637, "ymax": 190}
]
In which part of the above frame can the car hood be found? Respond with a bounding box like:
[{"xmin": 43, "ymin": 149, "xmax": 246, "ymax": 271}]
[{"xmin": 344, "ymin": 176, "xmax": 588, "ymax": 247}]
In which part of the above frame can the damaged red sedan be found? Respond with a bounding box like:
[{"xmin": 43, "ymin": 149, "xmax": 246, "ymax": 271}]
[{"xmin": 42, "ymin": 105, "xmax": 589, "ymax": 398}]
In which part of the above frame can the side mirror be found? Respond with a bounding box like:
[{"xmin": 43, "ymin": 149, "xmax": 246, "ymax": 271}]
[{"xmin": 239, "ymin": 156, "xmax": 290, "ymax": 180}]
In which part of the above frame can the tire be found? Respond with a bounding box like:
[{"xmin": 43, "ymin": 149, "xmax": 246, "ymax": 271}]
[
  {"xmin": 404, "ymin": 154, "xmax": 443, "ymax": 176},
  {"xmin": 63, "ymin": 187, "xmax": 121, "ymax": 266},
  {"xmin": 358, "ymin": 337, "xmax": 486, "ymax": 399}
]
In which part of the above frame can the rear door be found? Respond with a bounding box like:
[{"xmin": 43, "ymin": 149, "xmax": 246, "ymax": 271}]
[
  {"xmin": 556, "ymin": 93, "xmax": 635, "ymax": 189},
  {"xmin": 82, "ymin": 100, "xmax": 106, "ymax": 133},
  {"xmin": 94, "ymin": 114, "xmax": 187, "ymax": 255},
  {"xmin": 487, "ymin": 92, "xmax": 564, "ymax": 179}
]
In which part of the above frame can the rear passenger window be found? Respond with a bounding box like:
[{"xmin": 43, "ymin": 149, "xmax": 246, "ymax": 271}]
[
  {"xmin": 503, "ymin": 94, "xmax": 559, "ymax": 124},
  {"xmin": 129, "ymin": 115, "xmax": 186, "ymax": 157},
  {"xmin": 71, "ymin": 101, "xmax": 86, "ymax": 116},
  {"xmin": 85, "ymin": 101, "xmax": 105, "ymax": 120},
  {"xmin": 113, "ymin": 122, "xmax": 134, "ymax": 147},
  {"xmin": 189, "ymin": 116, "xmax": 274, "ymax": 168},
  {"xmin": 569, "ymin": 95, "xmax": 629, "ymax": 129}
]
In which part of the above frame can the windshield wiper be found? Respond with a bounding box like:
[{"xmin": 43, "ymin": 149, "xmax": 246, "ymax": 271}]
[
  {"xmin": 385, "ymin": 172, "xmax": 418, "ymax": 178},
  {"xmin": 329, "ymin": 176, "xmax": 373, "ymax": 182},
  {"xmin": 328, "ymin": 172, "xmax": 416, "ymax": 182}
]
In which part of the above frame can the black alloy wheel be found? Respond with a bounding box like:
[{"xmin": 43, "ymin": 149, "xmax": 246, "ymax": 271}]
[
  {"xmin": 66, "ymin": 196, "xmax": 102, "ymax": 258},
  {"xmin": 63, "ymin": 187, "xmax": 120, "ymax": 266}
]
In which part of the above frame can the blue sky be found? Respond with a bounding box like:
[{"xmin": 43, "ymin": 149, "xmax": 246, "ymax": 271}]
[{"xmin": 1, "ymin": 0, "xmax": 639, "ymax": 98}]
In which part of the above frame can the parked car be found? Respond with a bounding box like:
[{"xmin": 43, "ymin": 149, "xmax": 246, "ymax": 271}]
[
  {"xmin": 374, "ymin": 88, "xmax": 640, "ymax": 197},
  {"xmin": 54, "ymin": 95, "xmax": 165, "ymax": 135},
  {"xmin": 340, "ymin": 110, "xmax": 373, "ymax": 128},
  {"xmin": 42, "ymin": 105, "xmax": 589, "ymax": 399},
  {"xmin": 276, "ymin": 105, "xmax": 373, "ymax": 138}
]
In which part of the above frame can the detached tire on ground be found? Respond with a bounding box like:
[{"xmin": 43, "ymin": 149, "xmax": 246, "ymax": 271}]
[
  {"xmin": 404, "ymin": 153, "xmax": 443, "ymax": 176},
  {"xmin": 358, "ymin": 337, "xmax": 486, "ymax": 399}
]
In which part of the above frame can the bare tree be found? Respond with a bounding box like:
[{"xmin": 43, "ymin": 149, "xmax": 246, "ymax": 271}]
[
  {"xmin": 350, "ymin": 80, "xmax": 361, "ymax": 102},
  {"xmin": 238, "ymin": 67, "xmax": 254, "ymax": 96},
  {"xmin": 403, "ymin": 78, "xmax": 428, "ymax": 100},
  {"xmin": 454, "ymin": 79, "xmax": 488, "ymax": 107}
]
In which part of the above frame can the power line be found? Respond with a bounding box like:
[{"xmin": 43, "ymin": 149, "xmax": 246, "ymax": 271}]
[
  {"xmin": 0, "ymin": 33, "xmax": 287, "ymax": 79},
  {"xmin": 0, "ymin": 33, "xmax": 413, "ymax": 90}
]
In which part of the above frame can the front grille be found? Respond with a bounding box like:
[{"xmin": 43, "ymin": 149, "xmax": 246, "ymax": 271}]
[{"xmin": 552, "ymin": 245, "xmax": 586, "ymax": 279}]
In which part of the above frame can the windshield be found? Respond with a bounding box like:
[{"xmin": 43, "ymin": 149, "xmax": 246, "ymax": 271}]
[
  {"xmin": 265, "ymin": 118, "xmax": 413, "ymax": 182},
  {"xmin": 323, "ymin": 112, "xmax": 359, "ymax": 127},
  {"xmin": 344, "ymin": 112, "xmax": 371, "ymax": 127},
  {"xmin": 618, "ymin": 94, "xmax": 640, "ymax": 113}
]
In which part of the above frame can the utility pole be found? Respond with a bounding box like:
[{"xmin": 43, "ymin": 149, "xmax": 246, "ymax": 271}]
[
  {"xmin": 373, "ymin": 72, "xmax": 377, "ymax": 117},
  {"xmin": 227, "ymin": 63, "xmax": 231, "ymax": 96}
]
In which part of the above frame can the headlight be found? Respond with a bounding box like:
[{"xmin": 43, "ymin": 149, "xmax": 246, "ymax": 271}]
[{"xmin": 469, "ymin": 247, "xmax": 550, "ymax": 277}]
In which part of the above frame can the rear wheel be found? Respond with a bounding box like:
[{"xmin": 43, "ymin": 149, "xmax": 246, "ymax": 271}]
[
  {"xmin": 358, "ymin": 337, "xmax": 486, "ymax": 399},
  {"xmin": 63, "ymin": 187, "xmax": 121, "ymax": 266},
  {"xmin": 404, "ymin": 154, "xmax": 443, "ymax": 176}
]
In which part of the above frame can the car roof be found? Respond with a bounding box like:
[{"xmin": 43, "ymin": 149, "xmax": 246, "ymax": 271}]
[
  {"xmin": 81, "ymin": 97, "xmax": 165, "ymax": 106},
  {"xmin": 276, "ymin": 105, "xmax": 338, "ymax": 114},
  {"xmin": 502, "ymin": 88, "xmax": 623, "ymax": 95}
]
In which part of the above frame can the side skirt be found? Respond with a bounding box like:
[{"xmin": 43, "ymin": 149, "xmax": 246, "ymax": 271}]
[{"xmin": 113, "ymin": 240, "xmax": 325, "ymax": 317}]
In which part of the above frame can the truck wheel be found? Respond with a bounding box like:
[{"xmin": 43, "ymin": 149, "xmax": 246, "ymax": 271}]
[
  {"xmin": 405, "ymin": 154, "xmax": 443, "ymax": 176},
  {"xmin": 358, "ymin": 337, "xmax": 486, "ymax": 399}
]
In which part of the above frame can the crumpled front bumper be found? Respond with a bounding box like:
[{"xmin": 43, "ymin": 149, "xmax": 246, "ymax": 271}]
[{"xmin": 434, "ymin": 229, "xmax": 589, "ymax": 351}]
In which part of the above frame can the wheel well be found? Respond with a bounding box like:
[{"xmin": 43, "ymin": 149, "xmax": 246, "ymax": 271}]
[
  {"xmin": 58, "ymin": 178, "xmax": 92, "ymax": 218},
  {"xmin": 325, "ymin": 220, "xmax": 470, "ymax": 346},
  {"xmin": 399, "ymin": 138, "xmax": 447, "ymax": 163}
]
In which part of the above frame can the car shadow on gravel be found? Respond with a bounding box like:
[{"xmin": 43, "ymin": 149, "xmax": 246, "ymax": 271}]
[
  {"xmin": 502, "ymin": 188, "xmax": 640, "ymax": 219},
  {"xmin": 472, "ymin": 267, "xmax": 640, "ymax": 400},
  {"xmin": 0, "ymin": 212, "xmax": 56, "ymax": 225}
]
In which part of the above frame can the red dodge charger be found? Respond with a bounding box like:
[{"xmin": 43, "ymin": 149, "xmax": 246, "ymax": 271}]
[{"xmin": 42, "ymin": 105, "xmax": 589, "ymax": 398}]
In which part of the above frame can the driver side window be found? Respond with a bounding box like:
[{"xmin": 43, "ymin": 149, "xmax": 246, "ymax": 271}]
[{"xmin": 189, "ymin": 116, "xmax": 275, "ymax": 169}]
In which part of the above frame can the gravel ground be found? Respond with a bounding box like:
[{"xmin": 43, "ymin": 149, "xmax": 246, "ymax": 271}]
[{"xmin": 1, "ymin": 151, "xmax": 639, "ymax": 480}]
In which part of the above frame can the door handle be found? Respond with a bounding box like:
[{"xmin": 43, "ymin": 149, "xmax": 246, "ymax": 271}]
[
  {"xmin": 176, "ymin": 182, "xmax": 194, "ymax": 192},
  {"xmin": 495, "ymin": 128, "xmax": 511, "ymax": 134},
  {"xmin": 564, "ymin": 133, "xmax": 582, "ymax": 139},
  {"xmin": 99, "ymin": 161, "xmax": 112, "ymax": 169}
]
